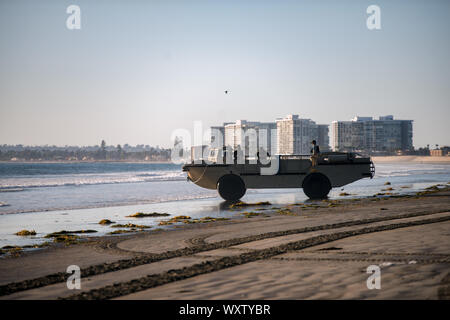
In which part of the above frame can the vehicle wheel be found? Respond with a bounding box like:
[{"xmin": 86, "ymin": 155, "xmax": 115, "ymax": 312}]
[
  {"xmin": 217, "ymin": 174, "xmax": 246, "ymax": 201},
  {"xmin": 302, "ymin": 173, "xmax": 331, "ymax": 199}
]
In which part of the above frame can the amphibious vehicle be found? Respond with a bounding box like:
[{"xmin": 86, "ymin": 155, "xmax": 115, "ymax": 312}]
[{"xmin": 182, "ymin": 148, "xmax": 375, "ymax": 201}]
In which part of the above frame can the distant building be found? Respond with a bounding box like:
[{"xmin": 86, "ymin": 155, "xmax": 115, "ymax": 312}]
[
  {"xmin": 430, "ymin": 147, "xmax": 449, "ymax": 156},
  {"xmin": 210, "ymin": 125, "xmax": 228, "ymax": 147},
  {"xmin": 331, "ymin": 120, "xmax": 365, "ymax": 151},
  {"xmin": 276, "ymin": 115, "xmax": 330, "ymax": 155},
  {"xmin": 331, "ymin": 115, "xmax": 413, "ymax": 153},
  {"xmin": 211, "ymin": 120, "xmax": 277, "ymax": 155},
  {"xmin": 317, "ymin": 124, "xmax": 330, "ymax": 152}
]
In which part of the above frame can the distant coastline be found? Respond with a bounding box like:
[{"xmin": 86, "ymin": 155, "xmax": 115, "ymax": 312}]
[
  {"xmin": 1, "ymin": 156, "xmax": 450, "ymax": 164},
  {"xmin": 0, "ymin": 160, "xmax": 173, "ymax": 164}
]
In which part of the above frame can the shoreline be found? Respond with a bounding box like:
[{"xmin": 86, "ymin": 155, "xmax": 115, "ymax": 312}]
[
  {"xmin": 1, "ymin": 180, "xmax": 449, "ymax": 247},
  {"xmin": 372, "ymin": 155, "xmax": 450, "ymax": 163},
  {"xmin": 0, "ymin": 193, "xmax": 217, "ymax": 216},
  {"xmin": 0, "ymin": 186, "xmax": 449, "ymax": 299}
]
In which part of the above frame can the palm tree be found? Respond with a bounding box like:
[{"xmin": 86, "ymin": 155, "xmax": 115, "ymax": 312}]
[
  {"xmin": 116, "ymin": 144, "xmax": 122, "ymax": 160},
  {"xmin": 100, "ymin": 140, "xmax": 107, "ymax": 160}
]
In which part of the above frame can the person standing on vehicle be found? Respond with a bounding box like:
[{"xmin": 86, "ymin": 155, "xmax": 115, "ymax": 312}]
[{"xmin": 310, "ymin": 140, "xmax": 320, "ymax": 167}]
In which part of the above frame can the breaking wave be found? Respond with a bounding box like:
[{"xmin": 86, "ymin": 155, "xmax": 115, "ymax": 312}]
[
  {"xmin": 374, "ymin": 164, "xmax": 450, "ymax": 178},
  {"xmin": 0, "ymin": 170, "xmax": 186, "ymax": 189}
]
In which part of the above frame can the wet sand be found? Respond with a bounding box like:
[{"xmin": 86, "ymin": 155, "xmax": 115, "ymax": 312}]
[{"xmin": 0, "ymin": 189, "xmax": 449, "ymax": 300}]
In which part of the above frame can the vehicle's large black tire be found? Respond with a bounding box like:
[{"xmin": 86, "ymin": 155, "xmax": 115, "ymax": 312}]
[
  {"xmin": 217, "ymin": 174, "xmax": 246, "ymax": 201},
  {"xmin": 302, "ymin": 173, "xmax": 331, "ymax": 199}
]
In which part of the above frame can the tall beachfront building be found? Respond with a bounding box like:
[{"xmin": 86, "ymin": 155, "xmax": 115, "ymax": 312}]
[
  {"xmin": 331, "ymin": 115, "xmax": 413, "ymax": 153},
  {"xmin": 276, "ymin": 115, "xmax": 330, "ymax": 155},
  {"xmin": 317, "ymin": 124, "xmax": 330, "ymax": 152},
  {"xmin": 210, "ymin": 115, "xmax": 330, "ymax": 156},
  {"xmin": 210, "ymin": 120, "xmax": 277, "ymax": 156},
  {"xmin": 210, "ymin": 124, "xmax": 229, "ymax": 147}
]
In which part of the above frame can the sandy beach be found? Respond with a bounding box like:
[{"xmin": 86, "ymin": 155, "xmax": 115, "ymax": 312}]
[{"xmin": 0, "ymin": 186, "xmax": 449, "ymax": 300}]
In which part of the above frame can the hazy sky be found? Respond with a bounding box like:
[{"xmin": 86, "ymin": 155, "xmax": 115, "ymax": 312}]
[{"xmin": 1, "ymin": 0, "xmax": 449, "ymax": 148}]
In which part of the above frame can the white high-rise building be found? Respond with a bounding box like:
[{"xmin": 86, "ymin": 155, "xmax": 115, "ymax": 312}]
[
  {"xmin": 211, "ymin": 115, "xmax": 330, "ymax": 156},
  {"xmin": 276, "ymin": 115, "xmax": 328, "ymax": 155},
  {"xmin": 211, "ymin": 120, "xmax": 277, "ymax": 156},
  {"xmin": 331, "ymin": 116, "xmax": 413, "ymax": 153},
  {"xmin": 317, "ymin": 124, "xmax": 330, "ymax": 152}
]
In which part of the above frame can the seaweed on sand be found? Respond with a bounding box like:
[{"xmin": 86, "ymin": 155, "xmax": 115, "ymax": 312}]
[
  {"xmin": 108, "ymin": 229, "xmax": 139, "ymax": 235},
  {"xmin": 44, "ymin": 230, "xmax": 97, "ymax": 244},
  {"xmin": 1, "ymin": 241, "xmax": 54, "ymax": 255},
  {"xmin": 171, "ymin": 215, "xmax": 191, "ymax": 220},
  {"xmin": 2, "ymin": 246, "xmax": 22, "ymax": 255},
  {"xmin": 110, "ymin": 224, "xmax": 151, "ymax": 229},
  {"xmin": 52, "ymin": 235, "xmax": 80, "ymax": 244},
  {"xmin": 240, "ymin": 211, "xmax": 264, "ymax": 218},
  {"xmin": 229, "ymin": 201, "xmax": 272, "ymax": 208},
  {"xmin": 183, "ymin": 217, "xmax": 229, "ymax": 224},
  {"xmin": 44, "ymin": 230, "xmax": 97, "ymax": 238},
  {"xmin": 373, "ymin": 192, "xmax": 393, "ymax": 196},
  {"xmin": 98, "ymin": 219, "xmax": 115, "ymax": 225},
  {"xmin": 126, "ymin": 212, "xmax": 170, "ymax": 218},
  {"xmin": 158, "ymin": 216, "xmax": 191, "ymax": 226},
  {"xmin": 15, "ymin": 230, "xmax": 36, "ymax": 236},
  {"xmin": 416, "ymin": 184, "xmax": 450, "ymax": 196},
  {"xmin": 276, "ymin": 208, "xmax": 296, "ymax": 215}
]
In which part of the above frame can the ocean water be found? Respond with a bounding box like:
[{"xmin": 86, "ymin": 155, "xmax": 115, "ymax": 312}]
[
  {"xmin": 0, "ymin": 162, "xmax": 214, "ymax": 214},
  {"xmin": 0, "ymin": 161, "xmax": 449, "ymax": 248}
]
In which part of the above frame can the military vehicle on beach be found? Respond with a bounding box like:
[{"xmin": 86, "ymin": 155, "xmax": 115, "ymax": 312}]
[{"xmin": 182, "ymin": 148, "xmax": 375, "ymax": 201}]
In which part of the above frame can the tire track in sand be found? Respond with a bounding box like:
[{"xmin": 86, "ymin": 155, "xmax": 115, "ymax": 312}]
[
  {"xmin": 64, "ymin": 214, "xmax": 450, "ymax": 300},
  {"xmin": 0, "ymin": 209, "xmax": 448, "ymax": 297}
]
